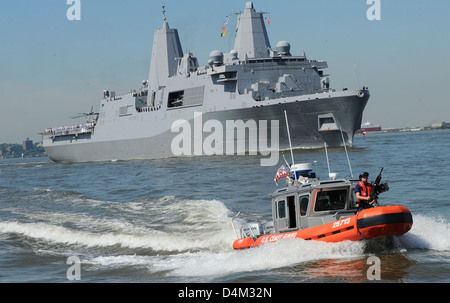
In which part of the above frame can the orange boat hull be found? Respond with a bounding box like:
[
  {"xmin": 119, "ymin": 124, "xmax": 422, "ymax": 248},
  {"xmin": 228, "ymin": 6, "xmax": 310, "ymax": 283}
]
[{"xmin": 233, "ymin": 205, "xmax": 413, "ymax": 250}]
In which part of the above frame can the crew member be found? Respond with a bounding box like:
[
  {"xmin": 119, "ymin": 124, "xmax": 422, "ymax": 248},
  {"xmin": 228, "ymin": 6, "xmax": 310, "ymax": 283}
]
[{"xmin": 355, "ymin": 171, "xmax": 374, "ymax": 210}]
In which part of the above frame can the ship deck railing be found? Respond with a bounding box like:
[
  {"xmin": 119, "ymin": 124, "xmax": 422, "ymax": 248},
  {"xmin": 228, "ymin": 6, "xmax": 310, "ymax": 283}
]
[
  {"xmin": 138, "ymin": 105, "xmax": 162, "ymax": 112},
  {"xmin": 41, "ymin": 123, "xmax": 96, "ymax": 137}
]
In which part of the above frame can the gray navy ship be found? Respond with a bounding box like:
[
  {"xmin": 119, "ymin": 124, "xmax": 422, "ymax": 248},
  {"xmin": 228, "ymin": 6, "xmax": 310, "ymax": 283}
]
[{"xmin": 42, "ymin": 2, "xmax": 370, "ymax": 163}]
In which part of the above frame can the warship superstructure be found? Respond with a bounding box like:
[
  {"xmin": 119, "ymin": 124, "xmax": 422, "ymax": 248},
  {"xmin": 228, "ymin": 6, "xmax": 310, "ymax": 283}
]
[{"xmin": 42, "ymin": 2, "xmax": 370, "ymax": 163}]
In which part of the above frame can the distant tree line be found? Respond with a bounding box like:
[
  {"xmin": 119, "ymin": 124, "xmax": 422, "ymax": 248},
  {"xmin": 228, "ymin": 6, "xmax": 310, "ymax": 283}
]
[{"xmin": 0, "ymin": 142, "xmax": 46, "ymax": 158}]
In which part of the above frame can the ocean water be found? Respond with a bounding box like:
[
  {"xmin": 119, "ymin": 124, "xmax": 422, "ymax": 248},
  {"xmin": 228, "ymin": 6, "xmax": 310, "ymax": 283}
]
[{"xmin": 0, "ymin": 129, "xmax": 449, "ymax": 283}]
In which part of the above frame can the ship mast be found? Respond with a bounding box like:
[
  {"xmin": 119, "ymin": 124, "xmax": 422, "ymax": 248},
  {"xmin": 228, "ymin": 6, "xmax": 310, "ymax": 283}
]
[
  {"xmin": 148, "ymin": 5, "xmax": 183, "ymax": 91},
  {"xmin": 234, "ymin": 2, "xmax": 271, "ymax": 60},
  {"xmin": 162, "ymin": 5, "xmax": 166, "ymax": 22}
]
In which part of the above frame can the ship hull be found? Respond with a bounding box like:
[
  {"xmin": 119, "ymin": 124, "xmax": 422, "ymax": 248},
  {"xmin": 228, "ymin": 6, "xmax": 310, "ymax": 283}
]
[{"xmin": 43, "ymin": 90, "xmax": 368, "ymax": 163}]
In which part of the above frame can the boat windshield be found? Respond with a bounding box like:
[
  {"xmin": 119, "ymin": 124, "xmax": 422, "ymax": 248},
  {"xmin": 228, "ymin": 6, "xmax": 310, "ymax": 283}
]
[{"xmin": 314, "ymin": 189, "xmax": 347, "ymax": 212}]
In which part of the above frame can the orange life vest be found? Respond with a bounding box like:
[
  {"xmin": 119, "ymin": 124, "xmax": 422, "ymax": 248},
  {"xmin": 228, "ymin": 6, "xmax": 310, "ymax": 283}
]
[{"xmin": 357, "ymin": 181, "xmax": 373, "ymax": 203}]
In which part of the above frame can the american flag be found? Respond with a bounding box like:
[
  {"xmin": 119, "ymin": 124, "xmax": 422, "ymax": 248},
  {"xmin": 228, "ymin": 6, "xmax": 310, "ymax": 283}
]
[{"xmin": 274, "ymin": 165, "xmax": 290, "ymax": 185}]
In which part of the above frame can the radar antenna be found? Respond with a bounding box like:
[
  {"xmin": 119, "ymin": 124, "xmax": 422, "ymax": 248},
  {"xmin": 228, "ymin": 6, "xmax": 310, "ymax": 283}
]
[{"xmin": 162, "ymin": 5, "xmax": 167, "ymax": 22}]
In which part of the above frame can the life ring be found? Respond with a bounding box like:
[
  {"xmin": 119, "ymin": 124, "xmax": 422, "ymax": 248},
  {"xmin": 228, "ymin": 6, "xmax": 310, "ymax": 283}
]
[{"xmin": 357, "ymin": 91, "xmax": 365, "ymax": 98}]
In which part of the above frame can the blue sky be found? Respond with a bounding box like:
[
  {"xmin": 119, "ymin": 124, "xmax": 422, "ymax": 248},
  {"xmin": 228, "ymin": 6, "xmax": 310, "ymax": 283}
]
[{"xmin": 1, "ymin": 0, "xmax": 449, "ymax": 143}]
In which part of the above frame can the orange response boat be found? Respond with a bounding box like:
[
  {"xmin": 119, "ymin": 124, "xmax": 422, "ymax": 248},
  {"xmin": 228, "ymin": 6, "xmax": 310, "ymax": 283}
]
[{"xmin": 232, "ymin": 163, "xmax": 413, "ymax": 250}]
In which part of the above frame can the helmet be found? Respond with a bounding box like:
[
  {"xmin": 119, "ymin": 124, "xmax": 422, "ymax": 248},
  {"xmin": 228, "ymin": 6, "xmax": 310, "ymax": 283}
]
[{"xmin": 359, "ymin": 171, "xmax": 369, "ymax": 179}]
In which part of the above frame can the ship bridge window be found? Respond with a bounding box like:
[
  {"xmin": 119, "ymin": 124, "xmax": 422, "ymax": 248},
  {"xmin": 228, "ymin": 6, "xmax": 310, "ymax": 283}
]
[{"xmin": 314, "ymin": 189, "xmax": 347, "ymax": 212}]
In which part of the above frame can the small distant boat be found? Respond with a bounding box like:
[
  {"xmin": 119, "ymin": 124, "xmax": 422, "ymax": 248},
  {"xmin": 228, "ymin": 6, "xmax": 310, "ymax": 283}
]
[{"xmin": 355, "ymin": 121, "xmax": 382, "ymax": 134}]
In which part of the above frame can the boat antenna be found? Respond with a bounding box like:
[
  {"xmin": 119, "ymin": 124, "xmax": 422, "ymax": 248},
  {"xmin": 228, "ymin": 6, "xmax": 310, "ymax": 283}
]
[
  {"xmin": 324, "ymin": 141, "xmax": 331, "ymax": 177},
  {"xmin": 284, "ymin": 110, "xmax": 297, "ymax": 181},
  {"xmin": 340, "ymin": 126, "xmax": 354, "ymax": 178}
]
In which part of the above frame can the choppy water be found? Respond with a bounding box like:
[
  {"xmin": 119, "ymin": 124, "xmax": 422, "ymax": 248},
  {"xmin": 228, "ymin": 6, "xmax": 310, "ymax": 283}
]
[{"xmin": 0, "ymin": 129, "xmax": 449, "ymax": 283}]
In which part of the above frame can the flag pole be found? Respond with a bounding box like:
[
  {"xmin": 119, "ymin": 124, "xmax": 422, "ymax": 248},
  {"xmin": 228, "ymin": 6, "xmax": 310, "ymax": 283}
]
[{"xmin": 284, "ymin": 110, "xmax": 297, "ymax": 181}]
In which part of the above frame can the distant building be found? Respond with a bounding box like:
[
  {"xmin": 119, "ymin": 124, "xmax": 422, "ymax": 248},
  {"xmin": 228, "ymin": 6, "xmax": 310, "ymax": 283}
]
[
  {"xmin": 23, "ymin": 138, "xmax": 33, "ymax": 150},
  {"xmin": 431, "ymin": 122, "xmax": 450, "ymax": 129}
]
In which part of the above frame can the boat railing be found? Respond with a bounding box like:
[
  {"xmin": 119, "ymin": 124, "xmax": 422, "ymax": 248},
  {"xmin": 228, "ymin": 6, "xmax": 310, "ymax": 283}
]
[
  {"xmin": 107, "ymin": 91, "xmax": 134, "ymax": 101},
  {"xmin": 231, "ymin": 212, "xmax": 267, "ymax": 239},
  {"xmin": 240, "ymin": 226, "xmax": 257, "ymax": 239},
  {"xmin": 42, "ymin": 122, "xmax": 96, "ymax": 137},
  {"xmin": 231, "ymin": 213, "xmax": 241, "ymax": 238}
]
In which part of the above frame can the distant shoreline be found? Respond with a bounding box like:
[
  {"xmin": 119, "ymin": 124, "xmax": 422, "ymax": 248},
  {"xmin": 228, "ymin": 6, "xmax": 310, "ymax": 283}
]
[
  {"xmin": 0, "ymin": 142, "xmax": 46, "ymax": 159},
  {"xmin": 355, "ymin": 125, "xmax": 449, "ymax": 135}
]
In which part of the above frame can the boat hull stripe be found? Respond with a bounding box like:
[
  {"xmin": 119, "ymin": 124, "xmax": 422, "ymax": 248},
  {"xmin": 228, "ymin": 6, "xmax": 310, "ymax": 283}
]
[{"xmin": 357, "ymin": 212, "xmax": 413, "ymax": 229}]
